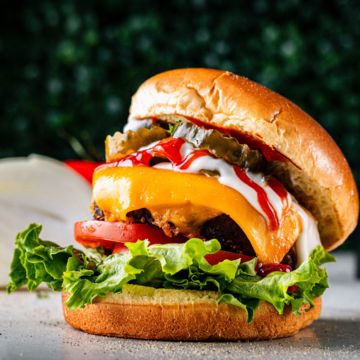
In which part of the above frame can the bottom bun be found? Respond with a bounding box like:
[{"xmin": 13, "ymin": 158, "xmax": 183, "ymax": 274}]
[{"xmin": 62, "ymin": 285, "xmax": 321, "ymax": 341}]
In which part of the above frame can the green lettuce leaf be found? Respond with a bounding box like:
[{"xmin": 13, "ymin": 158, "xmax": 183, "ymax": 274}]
[
  {"xmin": 7, "ymin": 224, "xmax": 74, "ymax": 292},
  {"xmin": 226, "ymin": 245, "xmax": 335, "ymax": 316},
  {"xmin": 7, "ymin": 224, "xmax": 335, "ymax": 322},
  {"xmin": 63, "ymin": 238, "xmax": 239, "ymax": 309}
]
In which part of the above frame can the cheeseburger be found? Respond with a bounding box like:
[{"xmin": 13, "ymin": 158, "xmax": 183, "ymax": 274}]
[{"xmin": 8, "ymin": 68, "xmax": 358, "ymax": 340}]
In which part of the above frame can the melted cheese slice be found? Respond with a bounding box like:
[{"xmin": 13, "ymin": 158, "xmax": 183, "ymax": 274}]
[
  {"xmin": 93, "ymin": 166, "xmax": 301, "ymax": 264},
  {"xmin": 148, "ymin": 204, "xmax": 221, "ymax": 237}
]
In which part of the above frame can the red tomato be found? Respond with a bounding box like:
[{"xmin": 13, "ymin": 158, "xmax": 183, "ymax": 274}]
[
  {"xmin": 74, "ymin": 221, "xmax": 295, "ymax": 278},
  {"xmin": 74, "ymin": 220, "xmax": 184, "ymax": 250},
  {"xmin": 205, "ymin": 250, "xmax": 253, "ymax": 265},
  {"xmin": 65, "ymin": 161, "xmax": 102, "ymax": 184},
  {"xmin": 288, "ymin": 285, "xmax": 299, "ymax": 293},
  {"xmin": 112, "ymin": 243, "xmax": 129, "ymax": 254},
  {"xmin": 256, "ymin": 263, "xmax": 292, "ymax": 277}
]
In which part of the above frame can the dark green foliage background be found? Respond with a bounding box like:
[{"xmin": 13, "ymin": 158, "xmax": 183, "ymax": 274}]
[{"xmin": 1, "ymin": 1, "xmax": 359, "ymax": 247}]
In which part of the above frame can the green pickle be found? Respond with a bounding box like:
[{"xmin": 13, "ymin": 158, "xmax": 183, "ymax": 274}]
[
  {"xmin": 106, "ymin": 121, "xmax": 264, "ymax": 171},
  {"xmin": 106, "ymin": 125, "xmax": 169, "ymax": 161},
  {"xmin": 172, "ymin": 122, "xmax": 265, "ymax": 171}
]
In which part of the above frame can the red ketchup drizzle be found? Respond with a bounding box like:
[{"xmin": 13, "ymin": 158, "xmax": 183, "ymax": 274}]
[
  {"xmin": 179, "ymin": 149, "xmax": 211, "ymax": 170},
  {"xmin": 207, "ymin": 253, "xmax": 297, "ymax": 292},
  {"xmin": 287, "ymin": 285, "xmax": 299, "ymax": 293},
  {"xmin": 234, "ymin": 166, "xmax": 279, "ymax": 231},
  {"xmin": 153, "ymin": 137, "xmax": 185, "ymax": 164},
  {"xmin": 101, "ymin": 137, "xmax": 283, "ymax": 231},
  {"xmin": 128, "ymin": 151, "xmax": 153, "ymax": 166},
  {"xmin": 256, "ymin": 263, "xmax": 292, "ymax": 277},
  {"xmin": 205, "ymin": 251, "xmax": 254, "ymax": 265},
  {"xmin": 256, "ymin": 263, "xmax": 298, "ymax": 293},
  {"xmin": 267, "ymin": 177, "xmax": 288, "ymax": 203},
  {"xmin": 113, "ymin": 137, "xmax": 185, "ymax": 167}
]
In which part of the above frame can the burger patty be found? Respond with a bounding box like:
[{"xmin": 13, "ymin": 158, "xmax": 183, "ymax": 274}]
[
  {"xmin": 93, "ymin": 202, "xmax": 105, "ymax": 221},
  {"xmin": 93, "ymin": 203, "xmax": 255, "ymax": 255},
  {"xmin": 126, "ymin": 208, "xmax": 176, "ymax": 238},
  {"xmin": 127, "ymin": 210, "xmax": 255, "ymax": 255},
  {"xmin": 199, "ymin": 214, "xmax": 255, "ymax": 255},
  {"xmin": 126, "ymin": 208, "xmax": 154, "ymax": 225},
  {"xmin": 92, "ymin": 203, "xmax": 296, "ymax": 263}
]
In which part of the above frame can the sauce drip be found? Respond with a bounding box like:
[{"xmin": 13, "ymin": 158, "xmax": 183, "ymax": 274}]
[
  {"xmin": 204, "ymin": 251, "xmax": 295, "ymax": 278},
  {"xmin": 179, "ymin": 149, "xmax": 211, "ymax": 170},
  {"xmin": 234, "ymin": 167, "xmax": 279, "ymax": 230},
  {"xmin": 99, "ymin": 137, "xmax": 286, "ymax": 231},
  {"xmin": 256, "ymin": 263, "xmax": 292, "ymax": 277},
  {"xmin": 267, "ymin": 177, "xmax": 288, "ymax": 203}
]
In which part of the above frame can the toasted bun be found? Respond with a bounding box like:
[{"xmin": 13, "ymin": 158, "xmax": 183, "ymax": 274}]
[
  {"xmin": 129, "ymin": 68, "xmax": 358, "ymax": 250},
  {"xmin": 63, "ymin": 286, "xmax": 321, "ymax": 341}
]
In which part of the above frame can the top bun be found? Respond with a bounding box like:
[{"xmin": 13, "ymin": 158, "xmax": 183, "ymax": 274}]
[{"xmin": 129, "ymin": 68, "xmax": 358, "ymax": 251}]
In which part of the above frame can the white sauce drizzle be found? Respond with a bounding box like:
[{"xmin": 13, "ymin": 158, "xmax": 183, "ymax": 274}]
[
  {"xmin": 293, "ymin": 203, "xmax": 321, "ymax": 265},
  {"xmin": 123, "ymin": 118, "xmax": 153, "ymax": 132},
  {"xmin": 154, "ymin": 142, "xmax": 283, "ymax": 221},
  {"xmin": 131, "ymin": 138, "xmax": 321, "ymax": 265}
]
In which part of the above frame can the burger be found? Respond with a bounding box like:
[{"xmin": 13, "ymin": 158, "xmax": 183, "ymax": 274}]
[{"xmin": 8, "ymin": 68, "xmax": 358, "ymax": 340}]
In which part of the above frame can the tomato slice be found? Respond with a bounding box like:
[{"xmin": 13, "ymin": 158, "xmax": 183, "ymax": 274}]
[
  {"xmin": 205, "ymin": 250, "xmax": 253, "ymax": 265},
  {"xmin": 74, "ymin": 220, "xmax": 184, "ymax": 250},
  {"xmin": 75, "ymin": 221, "xmax": 293, "ymax": 278},
  {"xmin": 112, "ymin": 243, "xmax": 129, "ymax": 254}
]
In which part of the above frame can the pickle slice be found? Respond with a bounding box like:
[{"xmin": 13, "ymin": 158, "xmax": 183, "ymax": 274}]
[
  {"xmin": 105, "ymin": 126, "xmax": 169, "ymax": 162},
  {"xmin": 106, "ymin": 120, "xmax": 264, "ymax": 171},
  {"xmin": 172, "ymin": 122, "xmax": 264, "ymax": 171}
]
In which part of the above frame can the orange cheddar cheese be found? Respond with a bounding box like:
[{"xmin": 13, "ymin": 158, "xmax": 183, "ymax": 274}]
[{"xmin": 93, "ymin": 166, "xmax": 301, "ymax": 264}]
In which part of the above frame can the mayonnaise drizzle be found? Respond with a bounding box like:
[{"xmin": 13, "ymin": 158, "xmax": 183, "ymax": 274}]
[
  {"xmin": 293, "ymin": 203, "xmax": 321, "ymax": 265},
  {"xmin": 154, "ymin": 142, "xmax": 283, "ymax": 222},
  {"xmin": 132, "ymin": 139, "xmax": 321, "ymax": 264},
  {"xmin": 123, "ymin": 118, "xmax": 153, "ymax": 132}
]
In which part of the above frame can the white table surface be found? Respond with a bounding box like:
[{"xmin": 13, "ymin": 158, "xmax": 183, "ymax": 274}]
[{"xmin": 1, "ymin": 252, "xmax": 359, "ymax": 360}]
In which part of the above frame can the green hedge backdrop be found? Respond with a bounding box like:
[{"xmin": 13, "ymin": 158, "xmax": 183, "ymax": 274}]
[{"xmin": 1, "ymin": 0, "xmax": 359, "ymax": 248}]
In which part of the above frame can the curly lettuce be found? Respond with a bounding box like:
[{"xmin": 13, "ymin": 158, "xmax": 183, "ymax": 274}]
[{"xmin": 7, "ymin": 224, "xmax": 335, "ymax": 322}]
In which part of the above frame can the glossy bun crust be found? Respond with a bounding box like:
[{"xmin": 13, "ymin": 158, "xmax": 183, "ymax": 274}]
[
  {"xmin": 63, "ymin": 292, "xmax": 321, "ymax": 341},
  {"xmin": 129, "ymin": 68, "xmax": 358, "ymax": 250}
]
